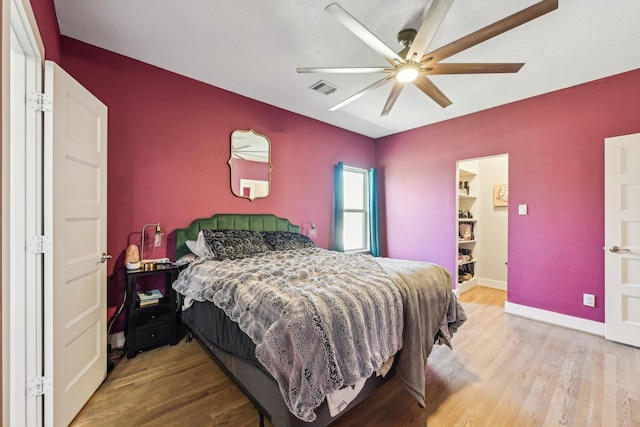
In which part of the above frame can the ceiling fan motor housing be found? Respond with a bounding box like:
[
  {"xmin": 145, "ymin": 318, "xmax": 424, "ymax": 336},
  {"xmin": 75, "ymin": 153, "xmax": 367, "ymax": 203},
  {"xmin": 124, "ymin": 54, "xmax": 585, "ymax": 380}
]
[{"xmin": 397, "ymin": 28, "xmax": 417, "ymax": 48}]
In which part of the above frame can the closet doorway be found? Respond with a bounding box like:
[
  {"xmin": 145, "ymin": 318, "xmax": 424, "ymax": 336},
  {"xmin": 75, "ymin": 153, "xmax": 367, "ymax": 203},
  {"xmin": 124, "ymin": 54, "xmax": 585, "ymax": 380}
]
[{"xmin": 456, "ymin": 154, "xmax": 509, "ymax": 295}]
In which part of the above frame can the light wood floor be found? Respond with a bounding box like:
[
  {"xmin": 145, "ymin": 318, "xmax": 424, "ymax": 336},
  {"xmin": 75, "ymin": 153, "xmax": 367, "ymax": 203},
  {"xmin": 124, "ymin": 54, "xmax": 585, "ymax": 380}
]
[{"xmin": 70, "ymin": 287, "xmax": 640, "ymax": 426}]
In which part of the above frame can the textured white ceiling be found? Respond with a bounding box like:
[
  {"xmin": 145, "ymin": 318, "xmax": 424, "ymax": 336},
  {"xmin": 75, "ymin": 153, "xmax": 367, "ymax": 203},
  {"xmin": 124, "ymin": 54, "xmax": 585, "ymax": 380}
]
[{"xmin": 53, "ymin": 0, "xmax": 640, "ymax": 138}]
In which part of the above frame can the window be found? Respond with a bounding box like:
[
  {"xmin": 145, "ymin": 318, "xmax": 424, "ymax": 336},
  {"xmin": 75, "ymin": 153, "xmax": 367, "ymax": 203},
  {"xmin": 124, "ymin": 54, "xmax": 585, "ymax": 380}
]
[{"xmin": 342, "ymin": 166, "xmax": 369, "ymax": 252}]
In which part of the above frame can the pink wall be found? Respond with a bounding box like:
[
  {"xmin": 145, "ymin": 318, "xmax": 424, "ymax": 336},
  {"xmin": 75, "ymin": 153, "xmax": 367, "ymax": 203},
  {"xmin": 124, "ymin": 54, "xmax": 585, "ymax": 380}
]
[
  {"xmin": 29, "ymin": 0, "xmax": 61, "ymax": 63},
  {"xmin": 377, "ymin": 69, "xmax": 640, "ymax": 322},
  {"xmin": 59, "ymin": 37, "xmax": 375, "ymax": 324}
]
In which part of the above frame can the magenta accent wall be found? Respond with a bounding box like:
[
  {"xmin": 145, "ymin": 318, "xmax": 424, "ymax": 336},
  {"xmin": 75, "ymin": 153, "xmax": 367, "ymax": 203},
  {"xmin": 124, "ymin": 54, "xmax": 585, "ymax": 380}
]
[
  {"xmin": 377, "ymin": 68, "xmax": 640, "ymax": 322},
  {"xmin": 29, "ymin": 0, "xmax": 61, "ymax": 62},
  {"xmin": 59, "ymin": 37, "xmax": 375, "ymax": 325}
]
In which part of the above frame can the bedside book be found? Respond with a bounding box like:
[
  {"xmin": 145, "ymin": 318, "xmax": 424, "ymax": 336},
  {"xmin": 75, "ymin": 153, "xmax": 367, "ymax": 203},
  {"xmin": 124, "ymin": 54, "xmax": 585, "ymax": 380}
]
[{"xmin": 138, "ymin": 289, "xmax": 163, "ymax": 301}]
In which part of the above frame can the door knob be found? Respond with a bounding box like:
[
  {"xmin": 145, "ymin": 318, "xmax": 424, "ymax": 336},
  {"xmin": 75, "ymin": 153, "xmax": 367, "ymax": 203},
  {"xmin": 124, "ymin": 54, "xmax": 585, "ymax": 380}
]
[
  {"xmin": 98, "ymin": 252, "xmax": 113, "ymax": 263},
  {"xmin": 608, "ymin": 245, "xmax": 630, "ymax": 253}
]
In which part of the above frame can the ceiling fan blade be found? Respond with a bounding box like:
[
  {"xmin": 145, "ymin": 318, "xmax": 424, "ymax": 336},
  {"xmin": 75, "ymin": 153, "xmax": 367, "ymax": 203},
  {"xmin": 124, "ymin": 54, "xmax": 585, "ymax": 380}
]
[
  {"xmin": 329, "ymin": 75, "xmax": 394, "ymax": 111},
  {"xmin": 413, "ymin": 76, "xmax": 452, "ymax": 108},
  {"xmin": 406, "ymin": 0, "xmax": 454, "ymax": 61},
  {"xmin": 381, "ymin": 81, "xmax": 405, "ymax": 116},
  {"xmin": 427, "ymin": 63, "xmax": 524, "ymax": 74},
  {"xmin": 297, "ymin": 67, "xmax": 392, "ymax": 74},
  {"xmin": 425, "ymin": 0, "xmax": 558, "ymax": 64},
  {"xmin": 325, "ymin": 3, "xmax": 403, "ymax": 63}
]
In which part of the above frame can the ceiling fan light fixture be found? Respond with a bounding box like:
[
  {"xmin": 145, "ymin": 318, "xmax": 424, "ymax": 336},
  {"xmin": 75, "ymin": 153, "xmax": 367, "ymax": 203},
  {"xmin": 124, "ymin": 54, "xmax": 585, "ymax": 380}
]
[{"xmin": 396, "ymin": 63, "xmax": 420, "ymax": 83}]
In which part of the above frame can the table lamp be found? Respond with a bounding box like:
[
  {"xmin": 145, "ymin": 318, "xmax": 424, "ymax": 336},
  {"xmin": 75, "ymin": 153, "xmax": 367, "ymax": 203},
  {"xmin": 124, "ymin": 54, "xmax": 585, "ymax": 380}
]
[{"xmin": 141, "ymin": 222, "xmax": 165, "ymax": 266}]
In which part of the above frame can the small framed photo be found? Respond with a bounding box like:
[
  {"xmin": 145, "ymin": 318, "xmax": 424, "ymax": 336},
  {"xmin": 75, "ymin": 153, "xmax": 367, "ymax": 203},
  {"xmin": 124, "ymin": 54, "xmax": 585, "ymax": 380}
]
[{"xmin": 493, "ymin": 184, "xmax": 508, "ymax": 207}]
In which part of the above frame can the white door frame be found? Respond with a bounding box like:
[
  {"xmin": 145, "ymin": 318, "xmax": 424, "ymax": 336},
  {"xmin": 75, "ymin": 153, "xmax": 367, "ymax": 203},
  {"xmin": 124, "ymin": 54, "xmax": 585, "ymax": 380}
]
[
  {"xmin": 3, "ymin": 0, "xmax": 44, "ymax": 425},
  {"xmin": 454, "ymin": 154, "xmax": 509, "ymax": 295}
]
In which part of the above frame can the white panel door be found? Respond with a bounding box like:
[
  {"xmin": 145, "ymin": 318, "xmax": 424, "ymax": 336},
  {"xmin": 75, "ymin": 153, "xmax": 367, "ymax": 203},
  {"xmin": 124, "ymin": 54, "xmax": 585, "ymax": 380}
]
[
  {"xmin": 604, "ymin": 133, "xmax": 640, "ymax": 348},
  {"xmin": 43, "ymin": 60, "xmax": 108, "ymax": 426}
]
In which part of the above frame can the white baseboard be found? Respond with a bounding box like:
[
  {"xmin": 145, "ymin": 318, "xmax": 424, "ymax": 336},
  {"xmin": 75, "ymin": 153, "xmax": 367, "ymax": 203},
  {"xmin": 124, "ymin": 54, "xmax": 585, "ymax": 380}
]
[
  {"xmin": 504, "ymin": 301, "xmax": 605, "ymax": 336},
  {"xmin": 476, "ymin": 277, "xmax": 507, "ymax": 291},
  {"xmin": 109, "ymin": 331, "xmax": 125, "ymax": 350},
  {"xmin": 456, "ymin": 277, "xmax": 507, "ymax": 295}
]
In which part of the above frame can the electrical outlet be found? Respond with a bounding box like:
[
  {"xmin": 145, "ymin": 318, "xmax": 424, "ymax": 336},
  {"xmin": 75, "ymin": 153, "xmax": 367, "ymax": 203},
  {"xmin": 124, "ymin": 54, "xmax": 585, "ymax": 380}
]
[{"xmin": 583, "ymin": 293, "xmax": 595, "ymax": 307}]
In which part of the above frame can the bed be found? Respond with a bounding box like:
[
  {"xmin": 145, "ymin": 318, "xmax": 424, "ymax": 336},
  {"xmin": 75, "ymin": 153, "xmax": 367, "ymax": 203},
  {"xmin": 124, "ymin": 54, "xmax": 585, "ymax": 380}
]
[{"xmin": 172, "ymin": 213, "xmax": 466, "ymax": 427}]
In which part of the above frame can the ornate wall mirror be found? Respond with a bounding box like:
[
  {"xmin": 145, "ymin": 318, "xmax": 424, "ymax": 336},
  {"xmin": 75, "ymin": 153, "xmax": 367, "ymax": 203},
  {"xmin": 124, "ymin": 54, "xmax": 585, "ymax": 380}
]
[{"xmin": 228, "ymin": 129, "xmax": 272, "ymax": 201}]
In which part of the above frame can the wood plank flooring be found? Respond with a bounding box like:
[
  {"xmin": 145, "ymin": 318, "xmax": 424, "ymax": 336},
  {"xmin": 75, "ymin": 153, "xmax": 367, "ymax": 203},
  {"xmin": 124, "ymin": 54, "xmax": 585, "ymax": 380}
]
[{"xmin": 70, "ymin": 287, "xmax": 640, "ymax": 426}]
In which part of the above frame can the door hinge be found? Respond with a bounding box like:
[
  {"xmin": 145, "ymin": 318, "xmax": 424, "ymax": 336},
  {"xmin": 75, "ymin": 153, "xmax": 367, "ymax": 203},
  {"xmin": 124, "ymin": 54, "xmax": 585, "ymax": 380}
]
[
  {"xmin": 28, "ymin": 235, "xmax": 52, "ymax": 254},
  {"xmin": 28, "ymin": 92, "xmax": 53, "ymax": 112},
  {"xmin": 28, "ymin": 376, "xmax": 52, "ymax": 397}
]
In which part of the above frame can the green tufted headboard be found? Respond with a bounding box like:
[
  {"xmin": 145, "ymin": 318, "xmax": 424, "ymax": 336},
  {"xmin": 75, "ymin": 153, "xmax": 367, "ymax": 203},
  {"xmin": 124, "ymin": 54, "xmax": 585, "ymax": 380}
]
[{"xmin": 174, "ymin": 213, "xmax": 300, "ymax": 259}]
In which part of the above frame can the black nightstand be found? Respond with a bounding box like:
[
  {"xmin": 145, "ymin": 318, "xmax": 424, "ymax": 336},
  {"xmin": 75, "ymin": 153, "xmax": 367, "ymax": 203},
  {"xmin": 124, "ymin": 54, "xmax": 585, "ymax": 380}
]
[{"xmin": 124, "ymin": 264, "xmax": 181, "ymax": 358}]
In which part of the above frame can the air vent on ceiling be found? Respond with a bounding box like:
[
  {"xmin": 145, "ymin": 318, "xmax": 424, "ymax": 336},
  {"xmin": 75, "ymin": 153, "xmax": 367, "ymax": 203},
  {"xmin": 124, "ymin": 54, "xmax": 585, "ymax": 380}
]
[{"xmin": 309, "ymin": 80, "xmax": 340, "ymax": 95}]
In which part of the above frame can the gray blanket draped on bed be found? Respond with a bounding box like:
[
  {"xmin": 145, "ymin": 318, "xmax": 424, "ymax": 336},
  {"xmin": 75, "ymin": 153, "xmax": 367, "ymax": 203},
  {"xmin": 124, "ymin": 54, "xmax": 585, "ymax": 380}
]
[
  {"xmin": 173, "ymin": 247, "xmax": 466, "ymax": 421},
  {"xmin": 375, "ymin": 257, "xmax": 466, "ymax": 407}
]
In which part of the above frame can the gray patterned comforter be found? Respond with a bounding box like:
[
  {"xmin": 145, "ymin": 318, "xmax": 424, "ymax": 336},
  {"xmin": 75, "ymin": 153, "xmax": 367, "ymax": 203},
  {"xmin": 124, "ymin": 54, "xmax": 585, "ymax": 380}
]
[{"xmin": 173, "ymin": 247, "xmax": 465, "ymax": 422}]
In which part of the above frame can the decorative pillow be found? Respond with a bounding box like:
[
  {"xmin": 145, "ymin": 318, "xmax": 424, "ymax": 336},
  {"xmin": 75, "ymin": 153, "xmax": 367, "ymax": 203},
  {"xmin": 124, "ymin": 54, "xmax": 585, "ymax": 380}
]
[
  {"xmin": 260, "ymin": 231, "xmax": 316, "ymax": 251},
  {"xmin": 185, "ymin": 230, "xmax": 215, "ymax": 258},
  {"xmin": 202, "ymin": 229, "xmax": 271, "ymax": 260},
  {"xmin": 174, "ymin": 253, "xmax": 198, "ymax": 266}
]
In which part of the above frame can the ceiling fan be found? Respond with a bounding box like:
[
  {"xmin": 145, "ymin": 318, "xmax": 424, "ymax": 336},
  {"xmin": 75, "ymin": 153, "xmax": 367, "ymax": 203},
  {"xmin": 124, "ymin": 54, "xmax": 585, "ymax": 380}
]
[{"xmin": 297, "ymin": 0, "xmax": 558, "ymax": 116}]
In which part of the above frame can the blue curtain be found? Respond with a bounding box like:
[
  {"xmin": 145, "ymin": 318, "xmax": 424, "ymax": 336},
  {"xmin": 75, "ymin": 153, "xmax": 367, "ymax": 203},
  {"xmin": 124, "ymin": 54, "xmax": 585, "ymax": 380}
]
[
  {"xmin": 333, "ymin": 162, "xmax": 344, "ymax": 251},
  {"xmin": 368, "ymin": 168, "xmax": 380, "ymax": 257}
]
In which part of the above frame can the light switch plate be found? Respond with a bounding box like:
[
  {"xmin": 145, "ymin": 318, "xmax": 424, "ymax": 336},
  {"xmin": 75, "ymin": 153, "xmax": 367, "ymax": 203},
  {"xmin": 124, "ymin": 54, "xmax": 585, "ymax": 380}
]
[{"xmin": 518, "ymin": 204, "xmax": 528, "ymax": 215}]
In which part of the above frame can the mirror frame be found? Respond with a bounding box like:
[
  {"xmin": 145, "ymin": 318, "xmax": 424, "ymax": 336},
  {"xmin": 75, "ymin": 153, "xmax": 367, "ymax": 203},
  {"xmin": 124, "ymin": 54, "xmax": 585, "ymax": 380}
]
[{"xmin": 228, "ymin": 129, "xmax": 272, "ymax": 201}]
